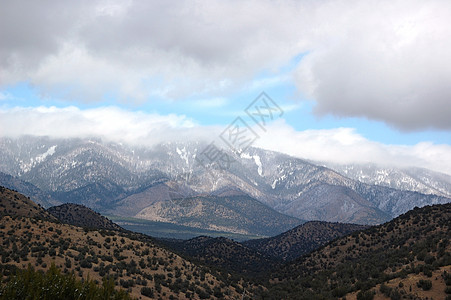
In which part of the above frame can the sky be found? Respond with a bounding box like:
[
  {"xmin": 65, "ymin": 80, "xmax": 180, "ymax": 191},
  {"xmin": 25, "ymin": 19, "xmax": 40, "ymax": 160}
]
[{"xmin": 0, "ymin": 0, "xmax": 451, "ymax": 175}]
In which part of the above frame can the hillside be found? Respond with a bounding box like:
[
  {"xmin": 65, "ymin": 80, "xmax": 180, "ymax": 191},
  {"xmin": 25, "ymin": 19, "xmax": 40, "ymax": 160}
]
[
  {"xmin": 0, "ymin": 188, "xmax": 246, "ymax": 299},
  {"xmin": 48, "ymin": 203, "xmax": 123, "ymax": 231},
  {"xmin": 244, "ymin": 221, "xmax": 367, "ymax": 261},
  {"xmin": 0, "ymin": 186, "xmax": 55, "ymax": 220},
  {"xmin": 259, "ymin": 203, "xmax": 451, "ymax": 299},
  {"xmin": 164, "ymin": 236, "xmax": 278, "ymax": 276},
  {"xmin": 0, "ymin": 171, "xmax": 61, "ymax": 208},
  {"xmin": 116, "ymin": 193, "xmax": 304, "ymax": 237}
]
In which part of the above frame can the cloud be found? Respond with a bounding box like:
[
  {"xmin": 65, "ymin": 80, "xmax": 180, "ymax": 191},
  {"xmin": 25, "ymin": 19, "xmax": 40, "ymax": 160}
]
[
  {"xmin": 255, "ymin": 120, "xmax": 451, "ymax": 175},
  {"xmin": 0, "ymin": 0, "xmax": 302, "ymax": 102},
  {"xmin": 1, "ymin": 0, "xmax": 450, "ymax": 130},
  {"xmin": 295, "ymin": 0, "xmax": 451, "ymax": 131},
  {"xmin": 0, "ymin": 105, "xmax": 214, "ymax": 146},
  {"xmin": 1, "ymin": 105, "xmax": 450, "ymax": 175}
]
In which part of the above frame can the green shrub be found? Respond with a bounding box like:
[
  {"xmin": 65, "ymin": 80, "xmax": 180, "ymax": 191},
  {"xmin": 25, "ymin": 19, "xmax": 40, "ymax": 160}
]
[
  {"xmin": 0, "ymin": 263, "xmax": 132, "ymax": 299},
  {"xmin": 417, "ymin": 279, "xmax": 432, "ymax": 291},
  {"xmin": 357, "ymin": 290, "xmax": 374, "ymax": 300},
  {"xmin": 140, "ymin": 287, "xmax": 154, "ymax": 297}
]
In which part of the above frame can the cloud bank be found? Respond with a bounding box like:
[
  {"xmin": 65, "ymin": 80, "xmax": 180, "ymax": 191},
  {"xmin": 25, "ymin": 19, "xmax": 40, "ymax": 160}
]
[
  {"xmin": 256, "ymin": 121, "xmax": 451, "ymax": 176},
  {"xmin": 1, "ymin": 106, "xmax": 450, "ymax": 175},
  {"xmin": 1, "ymin": 0, "xmax": 450, "ymax": 130}
]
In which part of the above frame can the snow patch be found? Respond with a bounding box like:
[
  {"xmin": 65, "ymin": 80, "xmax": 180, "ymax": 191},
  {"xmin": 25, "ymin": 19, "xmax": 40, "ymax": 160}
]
[
  {"xmin": 253, "ymin": 155, "xmax": 263, "ymax": 176},
  {"xmin": 241, "ymin": 152, "xmax": 263, "ymax": 176},
  {"xmin": 240, "ymin": 152, "xmax": 252, "ymax": 159},
  {"xmin": 176, "ymin": 146, "xmax": 189, "ymax": 166},
  {"xmin": 36, "ymin": 145, "xmax": 57, "ymax": 163}
]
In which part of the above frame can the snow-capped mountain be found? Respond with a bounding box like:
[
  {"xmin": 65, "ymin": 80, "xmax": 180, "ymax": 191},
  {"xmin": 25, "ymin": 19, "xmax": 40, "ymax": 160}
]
[
  {"xmin": 0, "ymin": 136, "xmax": 449, "ymax": 226},
  {"xmin": 322, "ymin": 162, "xmax": 451, "ymax": 198}
]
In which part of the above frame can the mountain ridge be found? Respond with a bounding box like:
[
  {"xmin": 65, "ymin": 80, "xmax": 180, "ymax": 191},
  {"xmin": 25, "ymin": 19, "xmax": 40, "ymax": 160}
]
[
  {"xmin": 1, "ymin": 136, "xmax": 449, "ymax": 228},
  {"xmin": 243, "ymin": 220, "xmax": 368, "ymax": 261}
]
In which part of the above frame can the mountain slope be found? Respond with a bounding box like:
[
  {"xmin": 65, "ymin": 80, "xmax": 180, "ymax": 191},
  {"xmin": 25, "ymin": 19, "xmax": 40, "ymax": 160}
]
[
  {"xmin": 244, "ymin": 221, "xmax": 367, "ymax": 261},
  {"xmin": 325, "ymin": 162, "xmax": 451, "ymax": 198},
  {"xmin": 1, "ymin": 136, "xmax": 450, "ymax": 226},
  {"xmin": 116, "ymin": 194, "xmax": 304, "ymax": 237},
  {"xmin": 0, "ymin": 171, "xmax": 61, "ymax": 208},
  {"xmin": 0, "ymin": 188, "xmax": 245, "ymax": 299},
  {"xmin": 48, "ymin": 203, "xmax": 123, "ymax": 231},
  {"xmin": 164, "ymin": 236, "xmax": 278, "ymax": 275},
  {"xmin": 260, "ymin": 203, "xmax": 451, "ymax": 299}
]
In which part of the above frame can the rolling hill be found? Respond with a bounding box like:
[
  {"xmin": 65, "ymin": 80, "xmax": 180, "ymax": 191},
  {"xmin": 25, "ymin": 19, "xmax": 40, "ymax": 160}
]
[
  {"xmin": 243, "ymin": 221, "xmax": 367, "ymax": 261},
  {"xmin": 164, "ymin": 236, "xmax": 278, "ymax": 276},
  {"xmin": 259, "ymin": 203, "xmax": 451, "ymax": 299},
  {"xmin": 0, "ymin": 187, "xmax": 247, "ymax": 299}
]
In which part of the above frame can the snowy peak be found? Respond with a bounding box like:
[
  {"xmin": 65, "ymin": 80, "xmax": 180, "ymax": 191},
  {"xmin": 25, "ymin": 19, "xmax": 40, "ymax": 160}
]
[{"xmin": 325, "ymin": 162, "xmax": 451, "ymax": 198}]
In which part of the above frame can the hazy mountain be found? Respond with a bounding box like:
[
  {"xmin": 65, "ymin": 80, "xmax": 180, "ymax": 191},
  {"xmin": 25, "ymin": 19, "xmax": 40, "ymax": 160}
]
[
  {"xmin": 324, "ymin": 162, "xmax": 451, "ymax": 198},
  {"xmin": 0, "ymin": 171, "xmax": 61, "ymax": 208},
  {"xmin": 0, "ymin": 136, "xmax": 449, "ymax": 227},
  {"xmin": 243, "ymin": 221, "xmax": 367, "ymax": 261},
  {"xmin": 111, "ymin": 193, "xmax": 304, "ymax": 237}
]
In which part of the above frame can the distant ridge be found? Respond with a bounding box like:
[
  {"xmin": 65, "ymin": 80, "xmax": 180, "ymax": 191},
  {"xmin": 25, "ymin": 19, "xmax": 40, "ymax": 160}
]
[
  {"xmin": 163, "ymin": 236, "xmax": 278, "ymax": 275},
  {"xmin": 0, "ymin": 171, "xmax": 61, "ymax": 208},
  {"xmin": 244, "ymin": 221, "xmax": 367, "ymax": 261}
]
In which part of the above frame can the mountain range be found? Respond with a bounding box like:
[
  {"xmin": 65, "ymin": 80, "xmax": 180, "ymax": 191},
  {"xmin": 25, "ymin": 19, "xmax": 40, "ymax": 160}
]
[
  {"xmin": 324, "ymin": 162, "xmax": 451, "ymax": 198},
  {"xmin": 0, "ymin": 136, "xmax": 450, "ymax": 236}
]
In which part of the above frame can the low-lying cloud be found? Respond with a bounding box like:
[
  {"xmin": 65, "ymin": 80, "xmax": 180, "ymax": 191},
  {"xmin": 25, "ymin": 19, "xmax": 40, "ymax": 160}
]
[
  {"xmin": 1, "ymin": 106, "xmax": 450, "ymax": 175},
  {"xmin": 256, "ymin": 120, "xmax": 451, "ymax": 175}
]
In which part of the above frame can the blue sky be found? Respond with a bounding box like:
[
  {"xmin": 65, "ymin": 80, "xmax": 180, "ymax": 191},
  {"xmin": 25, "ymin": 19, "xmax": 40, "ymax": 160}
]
[
  {"xmin": 1, "ymin": 0, "xmax": 450, "ymax": 174},
  {"xmin": 2, "ymin": 76, "xmax": 449, "ymax": 146}
]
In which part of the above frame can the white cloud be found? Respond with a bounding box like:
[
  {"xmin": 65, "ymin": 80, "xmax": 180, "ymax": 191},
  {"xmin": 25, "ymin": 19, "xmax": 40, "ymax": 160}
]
[
  {"xmin": 1, "ymin": 106, "xmax": 450, "ymax": 175},
  {"xmin": 255, "ymin": 120, "xmax": 451, "ymax": 175},
  {"xmin": 0, "ymin": 105, "xmax": 211, "ymax": 146}
]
